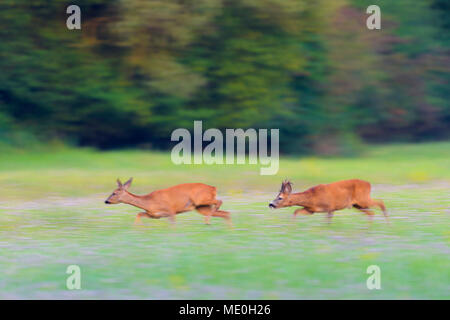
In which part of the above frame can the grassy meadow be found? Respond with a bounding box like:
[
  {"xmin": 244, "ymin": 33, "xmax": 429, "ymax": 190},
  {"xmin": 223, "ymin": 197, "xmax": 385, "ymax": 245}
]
[{"xmin": 0, "ymin": 142, "xmax": 449, "ymax": 299}]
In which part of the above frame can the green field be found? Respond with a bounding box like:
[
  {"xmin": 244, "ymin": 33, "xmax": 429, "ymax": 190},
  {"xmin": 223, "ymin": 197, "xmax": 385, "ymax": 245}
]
[{"xmin": 0, "ymin": 142, "xmax": 449, "ymax": 299}]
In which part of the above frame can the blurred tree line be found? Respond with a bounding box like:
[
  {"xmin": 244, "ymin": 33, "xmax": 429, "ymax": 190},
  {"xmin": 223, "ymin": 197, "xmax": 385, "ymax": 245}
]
[{"xmin": 0, "ymin": 0, "xmax": 448, "ymax": 154}]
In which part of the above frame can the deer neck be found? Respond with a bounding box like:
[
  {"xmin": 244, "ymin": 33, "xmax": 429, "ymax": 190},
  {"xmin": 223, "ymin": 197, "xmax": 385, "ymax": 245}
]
[
  {"xmin": 286, "ymin": 192, "xmax": 309, "ymax": 207},
  {"xmin": 121, "ymin": 191, "xmax": 150, "ymax": 211}
]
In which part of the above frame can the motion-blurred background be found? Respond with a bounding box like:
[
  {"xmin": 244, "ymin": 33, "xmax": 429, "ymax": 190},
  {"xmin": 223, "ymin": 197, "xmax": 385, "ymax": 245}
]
[{"xmin": 1, "ymin": 0, "xmax": 448, "ymax": 155}]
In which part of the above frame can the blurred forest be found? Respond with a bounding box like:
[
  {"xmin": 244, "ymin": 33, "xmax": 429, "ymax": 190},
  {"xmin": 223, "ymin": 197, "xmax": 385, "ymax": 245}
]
[{"xmin": 0, "ymin": 0, "xmax": 448, "ymax": 154}]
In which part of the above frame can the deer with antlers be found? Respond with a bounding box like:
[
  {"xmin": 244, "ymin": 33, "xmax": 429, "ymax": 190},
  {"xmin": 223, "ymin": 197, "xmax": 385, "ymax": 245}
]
[{"xmin": 269, "ymin": 179, "xmax": 387, "ymax": 221}]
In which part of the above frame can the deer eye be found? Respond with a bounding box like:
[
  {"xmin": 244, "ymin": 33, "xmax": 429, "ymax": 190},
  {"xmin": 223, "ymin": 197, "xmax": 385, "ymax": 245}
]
[{"xmin": 278, "ymin": 197, "xmax": 282, "ymax": 200}]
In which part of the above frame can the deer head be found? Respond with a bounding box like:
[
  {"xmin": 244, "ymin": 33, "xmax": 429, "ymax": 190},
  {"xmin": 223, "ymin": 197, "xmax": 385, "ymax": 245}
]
[
  {"xmin": 104, "ymin": 178, "xmax": 133, "ymax": 204},
  {"xmin": 269, "ymin": 180, "xmax": 292, "ymax": 209}
]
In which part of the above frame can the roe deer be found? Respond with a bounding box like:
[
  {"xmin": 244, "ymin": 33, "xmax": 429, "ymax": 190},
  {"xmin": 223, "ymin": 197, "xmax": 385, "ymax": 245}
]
[
  {"xmin": 105, "ymin": 178, "xmax": 230, "ymax": 225},
  {"xmin": 269, "ymin": 179, "xmax": 387, "ymax": 221}
]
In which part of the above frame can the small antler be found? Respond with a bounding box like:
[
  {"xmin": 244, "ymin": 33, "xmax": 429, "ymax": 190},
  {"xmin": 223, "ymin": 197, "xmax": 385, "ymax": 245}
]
[
  {"xmin": 280, "ymin": 179, "xmax": 293, "ymax": 193},
  {"xmin": 117, "ymin": 178, "xmax": 123, "ymax": 188}
]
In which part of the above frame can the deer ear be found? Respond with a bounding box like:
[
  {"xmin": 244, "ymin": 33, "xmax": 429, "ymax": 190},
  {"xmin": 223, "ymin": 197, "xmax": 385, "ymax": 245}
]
[
  {"xmin": 123, "ymin": 177, "xmax": 133, "ymax": 189},
  {"xmin": 117, "ymin": 178, "xmax": 123, "ymax": 188},
  {"xmin": 283, "ymin": 180, "xmax": 292, "ymax": 194},
  {"xmin": 285, "ymin": 181, "xmax": 292, "ymax": 194}
]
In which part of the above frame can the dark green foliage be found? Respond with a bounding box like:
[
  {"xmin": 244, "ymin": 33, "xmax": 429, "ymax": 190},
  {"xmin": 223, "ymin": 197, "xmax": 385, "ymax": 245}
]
[{"xmin": 0, "ymin": 0, "xmax": 448, "ymax": 153}]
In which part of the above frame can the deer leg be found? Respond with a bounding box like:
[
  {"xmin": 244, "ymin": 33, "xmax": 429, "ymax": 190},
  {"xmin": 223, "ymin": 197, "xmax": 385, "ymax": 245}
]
[
  {"xmin": 168, "ymin": 213, "xmax": 176, "ymax": 224},
  {"xmin": 212, "ymin": 210, "xmax": 232, "ymax": 227},
  {"xmin": 212, "ymin": 200, "xmax": 231, "ymax": 226},
  {"xmin": 146, "ymin": 211, "xmax": 176, "ymax": 224},
  {"xmin": 357, "ymin": 208, "xmax": 374, "ymax": 215},
  {"xmin": 196, "ymin": 205, "xmax": 231, "ymax": 226},
  {"xmin": 293, "ymin": 208, "xmax": 313, "ymax": 218},
  {"xmin": 213, "ymin": 199, "xmax": 223, "ymax": 211},
  {"xmin": 368, "ymin": 200, "xmax": 390, "ymax": 224},
  {"xmin": 196, "ymin": 205, "xmax": 214, "ymax": 225},
  {"xmin": 370, "ymin": 199, "xmax": 389, "ymax": 220},
  {"xmin": 154, "ymin": 211, "xmax": 176, "ymax": 223},
  {"xmin": 357, "ymin": 208, "xmax": 376, "ymax": 222},
  {"xmin": 326, "ymin": 211, "xmax": 334, "ymax": 223},
  {"xmin": 134, "ymin": 212, "xmax": 152, "ymax": 225}
]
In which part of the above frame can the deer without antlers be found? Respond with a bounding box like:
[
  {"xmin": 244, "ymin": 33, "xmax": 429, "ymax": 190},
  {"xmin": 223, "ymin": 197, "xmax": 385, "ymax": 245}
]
[
  {"xmin": 269, "ymin": 179, "xmax": 387, "ymax": 221},
  {"xmin": 105, "ymin": 178, "xmax": 230, "ymax": 225}
]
